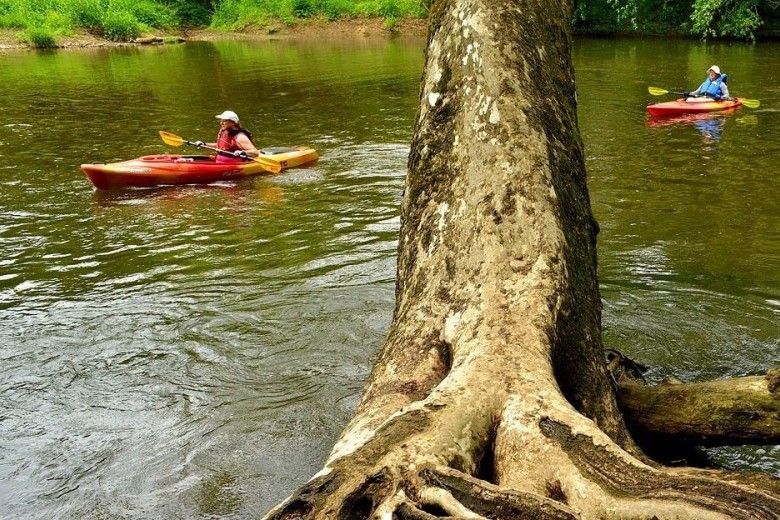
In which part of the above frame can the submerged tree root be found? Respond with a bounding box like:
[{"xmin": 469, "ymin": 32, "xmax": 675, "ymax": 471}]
[{"xmin": 608, "ymin": 350, "xmax": 780, "ymax": 446}]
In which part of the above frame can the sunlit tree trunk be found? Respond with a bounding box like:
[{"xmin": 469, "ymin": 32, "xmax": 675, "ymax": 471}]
[{"xmin": 263, "ymin": 0, "xmax": 780, "ymax": 517}]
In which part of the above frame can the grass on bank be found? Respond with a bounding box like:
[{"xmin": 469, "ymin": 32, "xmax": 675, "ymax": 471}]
[
  {"xmin": 210, "ymin": 0, "xmax": 431, "ymax": 31},
  {"xmin": 0, "ymin": 0, "xmax": 209, "ymax": 47}
]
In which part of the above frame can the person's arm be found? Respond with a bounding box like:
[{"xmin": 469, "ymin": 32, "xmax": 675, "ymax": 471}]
[
  {"xmin": 720, "ymin": 82, "xmax": 731, "ymax": 100},
  {"xmin": 689, "ymin": 80, "xmax": 708, "ymax": 97},
  {"xmin": 235, "ymin": 134, "xmax": 259, "ymax": 157}
]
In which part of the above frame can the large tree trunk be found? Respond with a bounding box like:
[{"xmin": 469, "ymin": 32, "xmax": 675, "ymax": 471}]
[{"xmin": 264, "ymin": 0, "xmax": 780, "ymax": 518}]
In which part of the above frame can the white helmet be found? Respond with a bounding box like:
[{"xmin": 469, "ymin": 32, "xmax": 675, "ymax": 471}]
[{"xmin": 708, "ymin": 65, "xmax": 721, "ymax": 75}]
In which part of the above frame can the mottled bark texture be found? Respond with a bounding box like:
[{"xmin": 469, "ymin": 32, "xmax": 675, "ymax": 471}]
[{"xmin": 263, "ymin": 0, "xmax": 780, "ymax": 518}]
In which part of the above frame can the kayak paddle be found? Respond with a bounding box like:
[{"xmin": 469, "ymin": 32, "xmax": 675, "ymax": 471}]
[
  {"xmin": 647, "ymin": 87, "xmax": 760, "ymax": 109},
  {"xmin": 159, "ymin": 131, "xmax": 282, "ymax": 174}
]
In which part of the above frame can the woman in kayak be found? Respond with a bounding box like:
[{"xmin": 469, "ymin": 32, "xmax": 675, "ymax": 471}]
[
  {"xmin": 195, "ymin": 110, "xmax": 259, "ymax": 164},
  {"xmin": 686, "ymin": 65, "xmax": 731, "ymax": 102}
]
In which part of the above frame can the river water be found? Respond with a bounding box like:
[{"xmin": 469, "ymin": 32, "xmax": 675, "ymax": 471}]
[{"xmin": 0, "ymin": 36, "xmax": 777, "ymax": 519}]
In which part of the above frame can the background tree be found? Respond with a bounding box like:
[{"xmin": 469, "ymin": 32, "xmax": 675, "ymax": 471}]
[{"xmin": 572, "ymin": 0, "xmax": 779, "ymax": 39}]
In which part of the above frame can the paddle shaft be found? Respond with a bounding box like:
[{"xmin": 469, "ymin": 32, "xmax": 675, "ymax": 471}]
[
  {"xmin": 170, "ymin": 134, "xmax": 281, "ymax": 173},
  {"xmin": 159, "ymin": 131, "xmax": 283, "ymax": 173},
  {"xmin": 184, "ymin": 139, "xmax": 249, "ymax": 159}
]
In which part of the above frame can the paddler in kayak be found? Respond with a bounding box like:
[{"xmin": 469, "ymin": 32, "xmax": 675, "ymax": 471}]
[
  {"xmin": 684, "ymin": 65, "xmax": 732, "ymax": 102},
  {"xmin": 194, "ymin": 110, "xmax": 259, "ymax": 164}
]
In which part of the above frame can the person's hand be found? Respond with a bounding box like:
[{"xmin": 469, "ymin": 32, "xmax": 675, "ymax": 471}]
[
  {"xmin": 233, "ymin": 150, "xmax": 248, "ymax": 159},
  {"xmin": 683, "ymin": 91, "xmax": 690, "ymax": 97},
  {"xmin": 193, "ymin": 140, "xmax": 205, "ymax": 148}
]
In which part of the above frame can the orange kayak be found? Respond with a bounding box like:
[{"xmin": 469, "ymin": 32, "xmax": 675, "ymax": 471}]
[
  {"xmin": 646, "ymin": 98, "xmax": 743, "ymax": 117},
  {"xmin": 82, "ymin": 146, "xmax": 318, "ymax": 189}
]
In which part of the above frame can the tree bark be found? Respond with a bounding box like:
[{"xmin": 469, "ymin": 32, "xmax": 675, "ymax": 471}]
[{"xmin": 263, "ymin": 0, "xmax": 780, "ymax": 518}]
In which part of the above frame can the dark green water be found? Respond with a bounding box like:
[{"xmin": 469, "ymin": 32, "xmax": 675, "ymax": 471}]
[{"xmin": 0, "ymin": 37, "xmax": 777, "ymax": 519}]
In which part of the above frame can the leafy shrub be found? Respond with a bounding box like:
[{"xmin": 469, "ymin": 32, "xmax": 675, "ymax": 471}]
[
  {"xmin": 102, "ymin": 9, "xmax": 141, "ymax": 40},
  {"xmin": 292, "ymin": 0, "xmax": 315, "ymax": 18},
  {"xmin": 24, "ymin": 26, "xmax": 57, "ymax": 46},
  {"xmin": 384, "ymin": 16, "xmax": 398, "ymax": 30}
]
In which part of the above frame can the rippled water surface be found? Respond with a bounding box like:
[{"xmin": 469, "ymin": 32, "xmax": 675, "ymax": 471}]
[{"xmin": 1, "ymin": 37, "xmax": 778, "ymax": 519}]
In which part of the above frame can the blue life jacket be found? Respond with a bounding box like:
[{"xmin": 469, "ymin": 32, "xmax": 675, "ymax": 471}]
[{"xmin": 697, "ymin": 73, "xmax": 728, "ymax": 98}]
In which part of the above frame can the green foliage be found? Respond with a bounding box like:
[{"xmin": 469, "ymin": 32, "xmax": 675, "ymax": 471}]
[
  {"xmin": 164, "ymin": 0, "xmax": 212, "ymax": 26},
  {"xmin": 102, "ymin": 9, "xmax": 142, "ymax": 40},
  {"xmin": 292, "ymin": 0, "xmax": 315, "ymax": 18},
  {"xmin": 383, "ymin": 15, "xmax": 398, "ymax": 30},
  {"xmin": 572, "ymin": 0, "xmax": 772, "ymax": 39},
  {"xmin": 68, "ymin": 0, "xmax": 103, "ymax": 30},
  {"xmin": 23, "ymin": 26, "xmax": 57, "ymax": 46},
  {"xmin": 210, "ymin": 0, "xmax": 265, "ymax": 29},
  {"xmin": 691, "ymin": 0, "xmax": 762, "ymax": 39},
  {"xmin": 378, "ymin": 0, "xmax": 401, "ymax": 19},
  {"xmin": 574, "ymin": 0, "xmax": 694, "ymax": 33},
  {"xmin": 210, "ymin": 0, "xmax": 427, "ymax": 28},
  {"xmin": 124, "ymin": 0, "xmax": 177, "ymax": 28},
  {"xmin": 0, "ymin": 0, "xmax": 183, "ymax": 42},
  {"xmin": 0, "ymin": 0, "xmax": 774, "ymax": 42}
]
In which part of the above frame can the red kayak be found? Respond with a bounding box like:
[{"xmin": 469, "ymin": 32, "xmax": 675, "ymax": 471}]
[
  {"xmin": 647, "ymin": 98, "xmax": 743, "ymax": 117},
  {"xmin": 82, "ymin": 147, "xmax": 318, "ymax": 189}
]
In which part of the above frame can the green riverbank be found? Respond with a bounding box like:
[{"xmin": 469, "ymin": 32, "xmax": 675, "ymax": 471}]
[{"xmin": 1, "ymin": 0, "xmax": 779, "ymax": 49}]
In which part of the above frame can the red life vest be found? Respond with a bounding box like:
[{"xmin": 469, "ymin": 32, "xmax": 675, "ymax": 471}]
[{"xmin": 216, "ymin": 128, "xmax": 253, "ymax": 152}]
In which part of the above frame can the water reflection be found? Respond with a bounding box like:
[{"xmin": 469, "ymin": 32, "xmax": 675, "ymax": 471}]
[
  {"xmin": 646, "ymin": 112, "xmax": 734, "ymax": 145},
  {"xmin": 90, "ymin": 180, "xmax": 285, "ymax": 211}
]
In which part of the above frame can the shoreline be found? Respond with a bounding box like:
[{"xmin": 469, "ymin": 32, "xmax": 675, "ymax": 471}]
[
  {"xmin": 2, "ymin": 17, "xmax": 778, "ymax": 51},
  {"xmin": 0, "ymin": 18, "xmax": 430, "ymax": 51}
]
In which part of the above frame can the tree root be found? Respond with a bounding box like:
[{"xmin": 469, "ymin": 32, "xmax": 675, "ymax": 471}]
[
  {"xmin": 607, "ymin": 350, "xmax": 780, "ymax": 446},
  {"xmin": 540, "ymin": 418, "xmax": 780, "ymax": 518},
  {"xmin": 416, "ymin": 467, "xmax": 579, "ymax": 519}
]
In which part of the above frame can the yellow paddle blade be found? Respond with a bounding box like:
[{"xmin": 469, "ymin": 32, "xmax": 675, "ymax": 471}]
[
  {"xmin": 251, "ymin": 155, "xmax": 282, "ymax": 174},
  {"xmin": 159, "ymin": 131, "xmax": 185, "ymax": 147},
  {"xmin": 648, "ymin": 86, "xmax": 669, "ymax": 96},
  {"xmin": 741, "ymin": 98, "xmax": 760, "ymax": 109}
]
